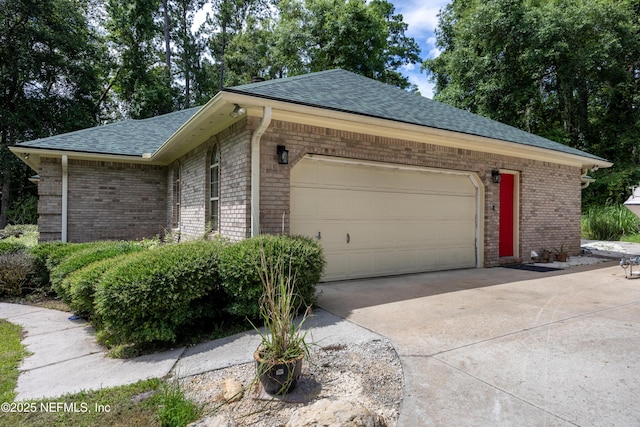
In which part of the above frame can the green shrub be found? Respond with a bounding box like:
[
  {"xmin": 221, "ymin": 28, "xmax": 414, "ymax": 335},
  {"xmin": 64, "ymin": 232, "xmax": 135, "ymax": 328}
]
[
  {"xmin": 0, "ymin": 224, "xmax": 38, "ymax": 242},
  {"xmin": 94, "ymin": 240, "xmax": 227, "ymax": 347},
  {"xmin": 28, "ymin": 242, "xmax": 95, "ymax": 291},
  {"xmin": 51, "ymin": 241, "xmax": 148, "ymax": 304},
  {"xmin": 0, "ymin": 241, "xmax": 27, "ymax": 255},
  {"xmin": 219, "ymin": 235, "xmax": 325, "ymax": 321},
  {"xmin": 582, "ymin": 205, "xmax": 639, "ymax": 240},
  {"xmin": 0, "ymin": 253, "xmax": 35, "ymax": 297}
]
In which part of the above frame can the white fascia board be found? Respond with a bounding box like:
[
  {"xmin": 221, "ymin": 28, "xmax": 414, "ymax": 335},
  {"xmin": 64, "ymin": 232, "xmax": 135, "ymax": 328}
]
[{"xmin": 228, "ymin": 96, "xmax": 613, "ymax": 170}]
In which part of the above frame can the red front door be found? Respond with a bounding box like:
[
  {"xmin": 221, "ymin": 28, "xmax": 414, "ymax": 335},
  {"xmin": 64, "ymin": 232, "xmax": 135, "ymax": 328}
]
[{"xmin": 499, "ymin": 173, "xmax": 515, "ymax": 257}]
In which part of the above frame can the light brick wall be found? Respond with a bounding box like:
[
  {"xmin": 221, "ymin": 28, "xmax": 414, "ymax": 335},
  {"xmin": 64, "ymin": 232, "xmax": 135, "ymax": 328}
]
[
  {"xmin": 176, "ymin": 144, "xmax": 208, "ymax": 239},
  {"xmin": 37, "ymin": 158, "xmax": 166, "ymax": 242},
  {"xmin": 36, "ymin": 117, "xmax": 584, "ymax": 265},
  {"xmin": 37, "ymin": 159, "xmax": 63, "ymax": 242},
  {"xmin": 219, "ymin": 121, "xmax": 251, "ymax": 241},
  {"xmin": 171, "ymin": 120, "xmax": 251, "ymax": 242},
  {"xmin": 257, "ymin": 118, "xmax": 583, "ymax": 267}
]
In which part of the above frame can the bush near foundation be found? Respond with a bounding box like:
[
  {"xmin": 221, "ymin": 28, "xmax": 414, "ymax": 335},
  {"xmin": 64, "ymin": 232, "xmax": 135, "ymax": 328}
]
[
  {"xmin": 28, "ymin": 242, "xmax": 96, "ymax": 292},
  {"xmin": 0, "ymin": 253, "xmax": 35, "ymax": 297},
  {"xmin": 219, "ymin": 235, "xmax": 325, "ymax": 321},
  {"xmin": 94, "ymin": 240, "xmax": 228, "ymax": 347},
  {"xmin": 0, "ymin": 241, "xmax": 27, "ymax": 255},
  {"xmin": 51, "ymin": 241, "xmax": 149, "ymax": 307}
]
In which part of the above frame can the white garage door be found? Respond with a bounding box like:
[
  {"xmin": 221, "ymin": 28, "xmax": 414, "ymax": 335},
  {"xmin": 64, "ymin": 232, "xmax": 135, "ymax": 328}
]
[{"xmin": 291, "ymin": 156, "xmax": 481, "ymax": 281}]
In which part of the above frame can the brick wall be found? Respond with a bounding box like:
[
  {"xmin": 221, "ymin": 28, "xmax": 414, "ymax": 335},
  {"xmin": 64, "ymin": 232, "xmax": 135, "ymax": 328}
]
[
  {"xmin": 176, "ymin": 144, "xmax": 207, "ymax": 238},
  {"xmin": 257, "ymin": 118, "xmax": 583, "ymax": 267},
  {"xmin": 37, "ymin": 158, "xmax": 167, "ymax": 242},
  {"xmin": 171, "ymin": 120, "xmax": 251, "ymax": 242},
  {"xmin": 37, "ymin": 159, "xmax": 63, "ymax": 242},
  {"xmin": 36, "ymin": 116, "xmax": 583, "ymax": 265},
  {"xmin": 219, "ymin": 121, "xmax": 251, "ymax": 241}
]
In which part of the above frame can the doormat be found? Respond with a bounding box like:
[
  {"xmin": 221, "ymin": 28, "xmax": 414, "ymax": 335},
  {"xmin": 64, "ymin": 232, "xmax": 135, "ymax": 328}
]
[{"xmin": 503, "ymin": 264, "xmax": 562, "ymax": 273}]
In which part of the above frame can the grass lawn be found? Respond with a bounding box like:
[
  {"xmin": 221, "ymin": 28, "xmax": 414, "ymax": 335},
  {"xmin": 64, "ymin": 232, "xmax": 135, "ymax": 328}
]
[
  {"xmin": 621, "ymin": 234, "xmax": 640, "ymax": 244},
  {"xmin": 0, "ymin": 319, "xmax": 30, "ymax": 403},
  {"xmin": 0, "ymin": 319, "xmax": 201, "ymax": 427}
]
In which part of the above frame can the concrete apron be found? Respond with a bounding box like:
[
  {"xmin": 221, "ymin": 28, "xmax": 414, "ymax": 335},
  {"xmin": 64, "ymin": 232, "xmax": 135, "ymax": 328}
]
[{"xmin": 317, "ymin": 262, "xmax": 640, "ymax": 427}]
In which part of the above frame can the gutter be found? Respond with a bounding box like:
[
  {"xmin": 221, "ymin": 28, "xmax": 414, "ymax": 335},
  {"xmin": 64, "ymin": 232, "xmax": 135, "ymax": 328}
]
[{"xmin": 251, "ymin": 107, "xmax": 272, "ymax": 236}]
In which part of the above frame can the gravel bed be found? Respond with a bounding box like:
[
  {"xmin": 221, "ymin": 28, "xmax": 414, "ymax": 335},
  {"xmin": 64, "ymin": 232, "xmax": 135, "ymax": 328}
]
[{"xmin": 180, "ymin": 338, "xmax": 403, "ymax": 426}]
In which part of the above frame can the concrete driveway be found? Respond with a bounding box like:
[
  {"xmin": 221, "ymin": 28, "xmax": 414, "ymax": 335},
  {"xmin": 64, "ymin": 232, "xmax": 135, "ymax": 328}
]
[{"xmin": 317, "ymin": 261, "xmax": 640, "ymax": 426}]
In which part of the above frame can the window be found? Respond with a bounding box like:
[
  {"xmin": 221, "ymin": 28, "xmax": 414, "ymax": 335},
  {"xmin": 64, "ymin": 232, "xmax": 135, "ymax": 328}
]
[
  {"xmin": 209, "ymin": 145, "xmax": 220, "ymax": 232},
  {"xmin": 173, "ymin": 166, "xmax": 181, "ymax": 228}
]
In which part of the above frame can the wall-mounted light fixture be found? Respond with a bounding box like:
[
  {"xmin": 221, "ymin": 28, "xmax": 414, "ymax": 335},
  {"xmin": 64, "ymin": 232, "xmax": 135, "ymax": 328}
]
[
  {"xmin": 491, "ymin": 170, "xmax": 501, "ymax": 183},
  {"xmin": 277, "ymin": 145, "xmax": 289, "ymax": 165},
  {"xmin": 22, "ymin": 153, "xmax": 30, "ymax": 159},
  {"xmin": 229, "ymin": 104, "xmax": 247, "ymax": 118}
]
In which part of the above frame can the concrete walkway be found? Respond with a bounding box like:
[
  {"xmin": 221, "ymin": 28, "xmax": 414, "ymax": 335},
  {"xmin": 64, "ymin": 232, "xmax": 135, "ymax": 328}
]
[
  {"xmin": 0, "ymin": 304, "xmax": 380, "ymax": 400},
  {"xmin": 317, "ymin": 261, "xmax": 640, "ymax": 426}
]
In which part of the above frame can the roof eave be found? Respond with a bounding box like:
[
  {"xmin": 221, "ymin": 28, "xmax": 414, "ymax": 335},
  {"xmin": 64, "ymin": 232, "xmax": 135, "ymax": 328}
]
[
  {"xmin": 216, "ymin": 93, "xmax": 613, "ymax": 170},
  {"xmin": 9, "ymin": 146, "xmax": 165, "ymax": 172}
]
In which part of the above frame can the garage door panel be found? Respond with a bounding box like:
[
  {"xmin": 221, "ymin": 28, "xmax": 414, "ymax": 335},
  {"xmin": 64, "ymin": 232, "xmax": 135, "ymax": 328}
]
[{"xmin": 291, "ymin": 158, "xmax": 479, "ymax": 281}]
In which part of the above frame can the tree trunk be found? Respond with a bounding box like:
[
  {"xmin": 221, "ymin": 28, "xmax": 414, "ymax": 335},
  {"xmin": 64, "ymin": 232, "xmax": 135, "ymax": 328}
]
[{"xmin": 163, "ymin": 0, "xmax": 171, "ymax": 69}]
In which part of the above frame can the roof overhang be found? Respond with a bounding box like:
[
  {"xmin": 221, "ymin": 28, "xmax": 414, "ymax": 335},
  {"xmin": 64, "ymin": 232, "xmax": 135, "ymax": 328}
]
[{"xmin": 11, "ymin": 90, "xmax": 613, "ymax": 172}]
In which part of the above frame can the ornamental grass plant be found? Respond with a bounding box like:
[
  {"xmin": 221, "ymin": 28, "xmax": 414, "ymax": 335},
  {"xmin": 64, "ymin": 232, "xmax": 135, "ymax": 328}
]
[{"xmin": 253, "ymin": 246, "xmax": 312, "ymax": 363}]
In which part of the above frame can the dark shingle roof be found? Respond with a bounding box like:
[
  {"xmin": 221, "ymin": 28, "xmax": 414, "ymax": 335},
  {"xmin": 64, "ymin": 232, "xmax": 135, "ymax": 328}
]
[
  {"xmin": 16, "ymin": 107, "xmax": 201, "ymax": 156},
  {"xmin": 16, "ymin": 69, "xmax": 606, "ymax": 163},
  {"xmin": 227, "ymin": 69, "xmax": 606, "ymax": 162}
]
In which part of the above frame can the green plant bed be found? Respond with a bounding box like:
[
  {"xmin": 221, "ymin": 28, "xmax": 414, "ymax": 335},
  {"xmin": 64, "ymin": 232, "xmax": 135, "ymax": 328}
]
[{"xmin": 582, "ymin": 205, "xmax": 639, "ymax": 241}]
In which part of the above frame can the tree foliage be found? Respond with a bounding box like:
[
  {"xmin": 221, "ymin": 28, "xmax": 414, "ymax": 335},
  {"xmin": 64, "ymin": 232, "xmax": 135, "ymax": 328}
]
[
  {"xmin": 0, "ymin": 0, "xmax": 107, "ymax": 227},
  {"xmin": 270, "ymin": 0, "xmax": 421, "ymax": 89},
  {"xmin": 423, "ymin": 0, "xmax": 640, "ymax": 207},
  {"xmin": 2, "ymin": 0, "xmax": 421, "ymax": 223}
]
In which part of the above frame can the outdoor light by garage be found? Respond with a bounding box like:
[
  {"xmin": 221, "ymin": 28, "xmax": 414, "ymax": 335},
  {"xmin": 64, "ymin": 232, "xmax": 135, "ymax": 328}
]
[
  {"xmin": 491, "ymin": 170, "xmax": 501, "ymax": 183},
  {"xmin": 277, "ymin": 145, "xmax": 289, "ymax": 164},
  {"xmin": 229, "ymin": 104, "xmax": 246, "ymax": 118}
]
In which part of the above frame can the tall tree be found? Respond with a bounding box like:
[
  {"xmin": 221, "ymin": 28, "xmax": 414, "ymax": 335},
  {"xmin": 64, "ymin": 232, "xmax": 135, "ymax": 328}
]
[
  {"xmin": 106, "ymin": 0, "xmax": 176, "ymax": 118},
  {"xmin": 272, "ymin": 0, "xmax": 421, "ymax": 90},
  {"xmin": 424, "ymin": 0, "xmax": 640, "ymax": 206},
  {"xmin": 0, "ymin": 0, "xmax": 106, "ymax": 226},
  {"xmin": 204, "ymin": 0, "xmax": 273, "ymax": 89},
  {"xmin": 171, "ymin": 0, "xmax": 209, "ymax": 108}
]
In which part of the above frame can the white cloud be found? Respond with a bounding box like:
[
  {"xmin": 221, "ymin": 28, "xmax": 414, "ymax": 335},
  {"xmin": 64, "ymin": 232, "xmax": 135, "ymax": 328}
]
[{"xmin": 395, "ymin": 0, "xmax": 449, "ymax": 33}]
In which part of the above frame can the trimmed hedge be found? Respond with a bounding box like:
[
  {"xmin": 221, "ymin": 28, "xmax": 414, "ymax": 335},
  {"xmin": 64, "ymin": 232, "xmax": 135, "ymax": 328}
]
[
  {"xmin": 219, "ymin": 234, "xmax": 325, "ymax": 321},
  {"xmin": 52, "ymin": 241, "xmax": 148, "ymax": 306},
  {"xmin": 94, "ymin": 240, "xmax": 228, "ymax": 347},
  {"xmin": 28, "ymin": 242, "xmax": 95, "ymax": 291},
  {"xmin": 61, "ymin": 257, "xmax": 122, "ymax": 319},
  {"xmin": 0, "ymin": 241, "xmax": 27, "ymax": 255}
]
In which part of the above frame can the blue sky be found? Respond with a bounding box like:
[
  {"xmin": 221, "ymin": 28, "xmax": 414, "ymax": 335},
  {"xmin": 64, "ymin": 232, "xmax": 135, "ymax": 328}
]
[{"xmin": 393, "ymin": 0, "xmax": 451, "ymax": 98}]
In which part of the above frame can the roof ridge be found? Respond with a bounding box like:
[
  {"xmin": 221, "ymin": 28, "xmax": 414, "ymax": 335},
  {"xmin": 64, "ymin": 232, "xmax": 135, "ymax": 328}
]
[{"xmin": 227, "ymin": 69, "xmax": 343, "ymax": 90}]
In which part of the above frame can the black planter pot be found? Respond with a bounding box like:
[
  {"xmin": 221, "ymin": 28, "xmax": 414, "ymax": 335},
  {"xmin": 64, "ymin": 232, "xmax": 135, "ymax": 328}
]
[{"xmin": 254, "ymin": 350, "xmax": 303, "ymax": 395}]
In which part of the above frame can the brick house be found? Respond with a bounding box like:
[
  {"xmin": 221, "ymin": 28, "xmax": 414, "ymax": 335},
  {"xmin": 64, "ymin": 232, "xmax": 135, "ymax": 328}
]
[{"xmin": 11, "ymin": 70, "xmax": 611, "ymax": 280}]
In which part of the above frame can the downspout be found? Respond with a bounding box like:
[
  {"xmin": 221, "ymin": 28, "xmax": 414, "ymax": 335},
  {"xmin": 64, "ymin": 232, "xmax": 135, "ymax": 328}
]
[
  {"xmin": 251, "ymin": 106, "xmax": 272, "ymax": 236},
  {"xmin": 61, "ymin": 155, "xmax": 68, "ymax": 242}
]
